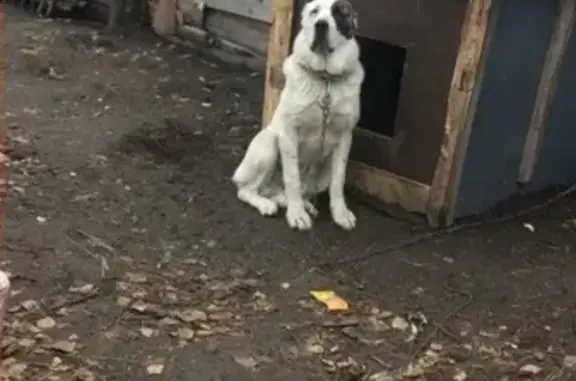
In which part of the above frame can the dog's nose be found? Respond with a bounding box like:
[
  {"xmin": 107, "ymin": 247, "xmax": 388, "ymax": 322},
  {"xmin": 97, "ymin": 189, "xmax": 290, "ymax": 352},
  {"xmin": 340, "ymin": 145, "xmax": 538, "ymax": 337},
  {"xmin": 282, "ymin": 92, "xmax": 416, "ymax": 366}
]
[{"xmin": 315, "ymin": 19, "xmax": 329, "ymax": 33}]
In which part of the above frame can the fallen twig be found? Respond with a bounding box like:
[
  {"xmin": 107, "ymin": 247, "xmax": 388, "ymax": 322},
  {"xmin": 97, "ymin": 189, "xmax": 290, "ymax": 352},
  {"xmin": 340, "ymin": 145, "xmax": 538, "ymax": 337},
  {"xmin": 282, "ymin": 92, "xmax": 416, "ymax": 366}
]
[
  {"xmin": 409, "ymin": 289, "xmax": 473, "ymax": 361},
  {"xmin": 47, "ymin": 291, "xmax": 101, "ymax": 313}
]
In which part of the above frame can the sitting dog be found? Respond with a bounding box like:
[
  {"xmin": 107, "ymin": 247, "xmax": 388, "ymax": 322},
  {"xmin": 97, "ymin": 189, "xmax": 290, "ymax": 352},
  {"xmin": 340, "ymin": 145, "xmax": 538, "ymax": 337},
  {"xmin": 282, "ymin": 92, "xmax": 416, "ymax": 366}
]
[{"xmin": 232, "ymin": 0, "xmax": 364, "ymax": 231}]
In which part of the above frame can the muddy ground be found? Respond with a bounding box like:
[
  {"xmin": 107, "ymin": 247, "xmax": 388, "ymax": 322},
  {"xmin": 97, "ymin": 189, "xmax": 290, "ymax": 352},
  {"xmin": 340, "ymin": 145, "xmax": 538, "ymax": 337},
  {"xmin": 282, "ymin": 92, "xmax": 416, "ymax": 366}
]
[{"xmin": 3, "ymin": 5, "xmax": 576, "ymax": 381}]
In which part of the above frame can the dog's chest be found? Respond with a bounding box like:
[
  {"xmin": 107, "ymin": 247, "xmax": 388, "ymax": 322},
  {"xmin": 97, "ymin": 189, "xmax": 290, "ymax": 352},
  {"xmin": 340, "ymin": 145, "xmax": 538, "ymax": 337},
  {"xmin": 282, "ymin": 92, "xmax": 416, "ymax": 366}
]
[{"xmin": 297, "ymin": 89, "xmax": 356, "ymax": 159}]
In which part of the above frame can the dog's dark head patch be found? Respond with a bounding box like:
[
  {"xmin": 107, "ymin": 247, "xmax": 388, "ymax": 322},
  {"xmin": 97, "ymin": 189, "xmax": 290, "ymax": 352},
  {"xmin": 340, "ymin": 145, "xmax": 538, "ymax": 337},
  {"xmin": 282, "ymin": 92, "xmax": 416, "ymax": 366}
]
[{"xmin": 330, "ymin": 0, "xmax": 357, "ymax": 39}]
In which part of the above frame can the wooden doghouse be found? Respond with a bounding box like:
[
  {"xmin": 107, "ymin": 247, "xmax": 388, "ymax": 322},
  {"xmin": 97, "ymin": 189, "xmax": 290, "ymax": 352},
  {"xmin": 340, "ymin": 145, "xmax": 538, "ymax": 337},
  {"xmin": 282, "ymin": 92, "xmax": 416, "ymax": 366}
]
[{"xmin": 261, "ymin": 0, "xmax": 576, "ymax": 227}]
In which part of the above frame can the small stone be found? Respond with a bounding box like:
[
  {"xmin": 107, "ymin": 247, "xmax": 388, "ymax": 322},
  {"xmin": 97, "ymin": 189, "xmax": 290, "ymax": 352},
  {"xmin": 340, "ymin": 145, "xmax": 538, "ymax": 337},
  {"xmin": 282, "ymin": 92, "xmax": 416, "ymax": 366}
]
[{"xmin": 36, "ymin": 317, "xmax": 56, "ymax": 330}]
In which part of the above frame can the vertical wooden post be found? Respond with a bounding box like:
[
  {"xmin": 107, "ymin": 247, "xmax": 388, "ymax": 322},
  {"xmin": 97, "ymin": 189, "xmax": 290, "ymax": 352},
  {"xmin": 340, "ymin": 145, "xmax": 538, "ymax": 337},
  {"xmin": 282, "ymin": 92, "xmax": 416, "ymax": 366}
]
[
  {"xmin": 426, "ymin": 0, "xmax": 494, "ymax": 228},
  {"xmin": 518, "ymin": 0, "xmax": 575, "ymax": 184},
  {"xmin": 261, "ymin": 0, "xmax": 295, "ymax": 128}
]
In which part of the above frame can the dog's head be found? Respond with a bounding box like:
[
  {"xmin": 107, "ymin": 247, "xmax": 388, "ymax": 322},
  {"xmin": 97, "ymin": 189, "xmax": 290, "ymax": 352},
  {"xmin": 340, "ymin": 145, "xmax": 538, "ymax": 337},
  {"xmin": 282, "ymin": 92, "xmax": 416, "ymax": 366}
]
[{"xmin": 300, "ymin": 0, "xmax": 358, "ymax": 55}]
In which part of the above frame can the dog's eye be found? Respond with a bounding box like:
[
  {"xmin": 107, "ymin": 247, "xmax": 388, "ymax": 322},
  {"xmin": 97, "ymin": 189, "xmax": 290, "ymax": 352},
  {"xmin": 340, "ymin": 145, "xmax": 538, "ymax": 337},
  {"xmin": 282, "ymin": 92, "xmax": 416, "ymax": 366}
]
[{"xmin": 310, "ymin": 7, "xmax": 319, "ymax": 16}]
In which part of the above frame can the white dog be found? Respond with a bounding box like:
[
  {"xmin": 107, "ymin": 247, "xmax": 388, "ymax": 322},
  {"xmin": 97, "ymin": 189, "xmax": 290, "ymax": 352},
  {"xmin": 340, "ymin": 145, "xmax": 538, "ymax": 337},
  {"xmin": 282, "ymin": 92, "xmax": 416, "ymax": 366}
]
[{"xmin": 232, "ymin": 0, "xmax": 364, "ymax": 231}]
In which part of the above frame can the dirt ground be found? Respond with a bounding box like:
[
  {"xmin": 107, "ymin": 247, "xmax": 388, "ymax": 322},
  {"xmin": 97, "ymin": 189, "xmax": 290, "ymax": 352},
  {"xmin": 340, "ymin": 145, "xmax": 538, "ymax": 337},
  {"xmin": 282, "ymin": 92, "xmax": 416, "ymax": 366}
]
[{"xmin": 3, "ymin": 5, "xmax": 576, "ymax": 381}]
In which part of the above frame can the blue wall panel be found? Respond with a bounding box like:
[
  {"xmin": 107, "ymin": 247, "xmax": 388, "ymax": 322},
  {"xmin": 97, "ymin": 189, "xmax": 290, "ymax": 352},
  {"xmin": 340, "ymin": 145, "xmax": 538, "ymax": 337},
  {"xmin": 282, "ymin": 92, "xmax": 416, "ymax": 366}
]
[{"xmin": 454, "ymin": 0, "xmax": 557, "ymax": 218}]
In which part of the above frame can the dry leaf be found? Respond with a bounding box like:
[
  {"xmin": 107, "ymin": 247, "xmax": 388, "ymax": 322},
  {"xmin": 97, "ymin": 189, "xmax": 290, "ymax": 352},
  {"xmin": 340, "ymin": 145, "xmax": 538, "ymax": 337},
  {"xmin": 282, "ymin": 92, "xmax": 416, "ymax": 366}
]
[
  {"xmin": 116, "ymin": 296, "xmax": 131, "ymax": 307},
  {"xmin": 146, "ymin": 362, "xmax": 165, "ymax": 375},
  {"xmin": 75, "ymin": 367, "xmax": 96, "ymax": 381},
  {"xmin": 7, "ymin": 362, "xmax": 27, "ymax": 378},
  {"xmin": 518, "ymin": 364, "xmax": 541, "ymax": 376},
  {"xmin": 51, "ymin": 340, "xmax": 76, "ymax": 353},
  {"xmin": 233, "ymin": 355, "xmax": 258, "ymax": 370},
  {"xmin": 453, "ymin": 370, "xmax": 467, "ymax": 381},
  {"xmin": 69, "ymin": 283, "xmax": 95, "ymax": 294},
  {"xmin": 208, "ymin": 311, "xmax": 233, "ymax": 321},
  {"xmin": 368, "ymin": 371, "xmax": 394, "ymax": 381},
  {"xmin": 21, "ymin": 299, "xmax": 39, "ymax": 311},
  {"xmin": 522, "ymin": 223, "xmax": 535, "ymax": 232},
  {"xmin": 158, "ymin": 317, "xmax": 180, "ymax": 325},
  {"xmin": 126, "ymin": 272, "xmax": 148, "ymax": 283},
  {"xmin": 310, "ymin": 290, "xmax": 349, "ymax": 311},
  {"xmin": 140, "ymin": 327, "xmax": 155, "ymax": 338},
  {"xmin": 564, "ymin": 355, "xmax": 576, "ymax": 369},
  {"xmin": 130, "ymin": 300, "xmax": 148, "ymax": 312},
  {"xmin": 177, "ymin": 308, "xmax": 207, "ymax": 322},
  {"xmin": 174, "ymin": 328, "xmax": 195, "ymax": 340},
  {"xmin": 17, "ymin": 338, "xmax": 36, "ymax": 348},
  {"xmin": 391, "ymin": 316, "xmax": 409, "ymax": 331},
  {"xmin": 36, "ymin": 317, "xmax": 56, "ymax": 330}
]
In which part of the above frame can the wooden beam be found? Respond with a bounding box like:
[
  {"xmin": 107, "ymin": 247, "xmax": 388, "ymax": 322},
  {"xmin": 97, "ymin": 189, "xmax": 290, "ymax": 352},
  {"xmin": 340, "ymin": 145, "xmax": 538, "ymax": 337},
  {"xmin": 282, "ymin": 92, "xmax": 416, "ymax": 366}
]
[
  {"xmin": 518, "ymin": 0, "xmax": 576, "ymax": 184},
  {"xmin": 347, "ymin": 161, "xmax": 431, "ymax": 214},
  {"xmin": 261, "ymin": 0, "xmax": 295, "ymax": 128},
  {"xmin": 426, "ymin": 0, "xmax": 494, "ymax": 228}
]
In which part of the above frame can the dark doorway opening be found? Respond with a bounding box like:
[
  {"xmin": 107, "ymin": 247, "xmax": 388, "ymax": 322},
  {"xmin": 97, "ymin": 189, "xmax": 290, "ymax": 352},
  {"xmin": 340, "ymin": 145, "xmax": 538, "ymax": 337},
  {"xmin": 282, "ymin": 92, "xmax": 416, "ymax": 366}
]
[{"xmin": 357, "ymin": 36, "xmax": 407, "ymax": 137}]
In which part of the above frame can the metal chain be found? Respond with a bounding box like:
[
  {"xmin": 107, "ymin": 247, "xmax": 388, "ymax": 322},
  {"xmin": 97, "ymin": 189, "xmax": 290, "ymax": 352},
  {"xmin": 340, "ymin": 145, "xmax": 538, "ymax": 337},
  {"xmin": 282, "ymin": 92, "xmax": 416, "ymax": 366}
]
[
  {"xmin": 313, "ymin": 75, "xmax": 332, "ymax": 196},
  {"xmin": 320, "ymin": 76, "xmax": 332, "ymax": 157}
]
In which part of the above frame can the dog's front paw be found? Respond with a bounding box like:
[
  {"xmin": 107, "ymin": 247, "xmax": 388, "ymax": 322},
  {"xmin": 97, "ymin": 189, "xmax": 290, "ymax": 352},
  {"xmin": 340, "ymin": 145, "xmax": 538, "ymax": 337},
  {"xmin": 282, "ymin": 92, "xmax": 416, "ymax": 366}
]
[
  {"xmin": 331, "ymin": 204, "xmax": 356, "ymax": 230},
  {"xmin": 256, "ymin": 199, "xmax": 278, "ymax": 216},
  {"xmin": 286, "ymin": 204, "xmax": 312, "ymax": 231}
]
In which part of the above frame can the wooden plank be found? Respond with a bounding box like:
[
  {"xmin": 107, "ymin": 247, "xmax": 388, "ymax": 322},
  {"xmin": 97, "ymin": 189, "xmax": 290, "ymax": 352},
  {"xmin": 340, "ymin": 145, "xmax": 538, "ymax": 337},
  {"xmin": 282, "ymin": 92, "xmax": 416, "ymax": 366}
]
[
  {"xmin": 206, "ymin": 0, "xmax": 272, "ymax": 23},
  {"xmin": 426, "ymin": 0, "xmax": 494, "ymax": 228},
  {"xmin": 518, "ymin": 0, "xmax": 576, "ymax": 184},
  {"xmin": 347, "ymin": 161, "xmax": 431, "ymax": 214},
  {"xmin": 179, "ymin": 0, "xmax": 205, "ymax": 27},
  {"xmin": 261, "ymin": 0, "xmax": 294, "ymax": 128}
]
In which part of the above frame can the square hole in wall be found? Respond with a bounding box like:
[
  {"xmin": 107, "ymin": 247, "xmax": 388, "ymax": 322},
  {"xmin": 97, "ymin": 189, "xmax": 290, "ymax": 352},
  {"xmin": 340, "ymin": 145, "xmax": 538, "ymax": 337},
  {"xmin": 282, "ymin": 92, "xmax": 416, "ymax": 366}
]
[{"xmin": 357, "ymin": 36, "xmax": 407, "ymax": 137}]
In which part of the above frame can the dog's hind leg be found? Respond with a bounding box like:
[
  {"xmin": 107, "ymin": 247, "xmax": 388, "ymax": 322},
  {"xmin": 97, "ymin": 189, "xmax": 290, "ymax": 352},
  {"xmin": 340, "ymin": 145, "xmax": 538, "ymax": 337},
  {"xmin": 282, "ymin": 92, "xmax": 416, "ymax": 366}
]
[{"xmin": 233, "ymin": 129, "xmax": 280, "ymax": 216}]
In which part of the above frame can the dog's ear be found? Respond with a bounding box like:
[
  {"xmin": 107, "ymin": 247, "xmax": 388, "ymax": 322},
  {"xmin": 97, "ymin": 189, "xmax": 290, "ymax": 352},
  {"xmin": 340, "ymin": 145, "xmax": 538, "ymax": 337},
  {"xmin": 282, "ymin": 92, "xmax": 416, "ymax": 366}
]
[{"xmin": 331, "ymin": 0, "xmax": 358, "ymax": 39}]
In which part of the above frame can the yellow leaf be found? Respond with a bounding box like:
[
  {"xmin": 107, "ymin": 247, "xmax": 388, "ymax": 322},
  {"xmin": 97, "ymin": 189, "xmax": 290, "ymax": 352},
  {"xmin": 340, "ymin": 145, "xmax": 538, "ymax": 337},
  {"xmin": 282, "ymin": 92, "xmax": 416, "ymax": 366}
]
[{"xmin": 310, "ymin": 290, "xmax": 349, "ymax": 311}]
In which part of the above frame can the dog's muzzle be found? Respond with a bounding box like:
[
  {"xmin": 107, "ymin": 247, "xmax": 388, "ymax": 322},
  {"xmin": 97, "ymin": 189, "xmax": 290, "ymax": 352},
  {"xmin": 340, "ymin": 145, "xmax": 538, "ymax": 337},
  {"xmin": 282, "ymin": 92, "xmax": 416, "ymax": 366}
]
[{"xmin": 311, "ymin": 20, "xmax": 332, "ymax": 54}]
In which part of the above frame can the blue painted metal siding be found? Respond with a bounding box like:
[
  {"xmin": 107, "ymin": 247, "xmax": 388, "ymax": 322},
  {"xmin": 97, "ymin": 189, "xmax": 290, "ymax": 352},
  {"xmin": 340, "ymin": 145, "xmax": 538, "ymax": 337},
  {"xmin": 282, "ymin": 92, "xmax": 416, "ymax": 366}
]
[{"xmin": 454, "ymin": 0, "xmax": 558, "ymax": 218}]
